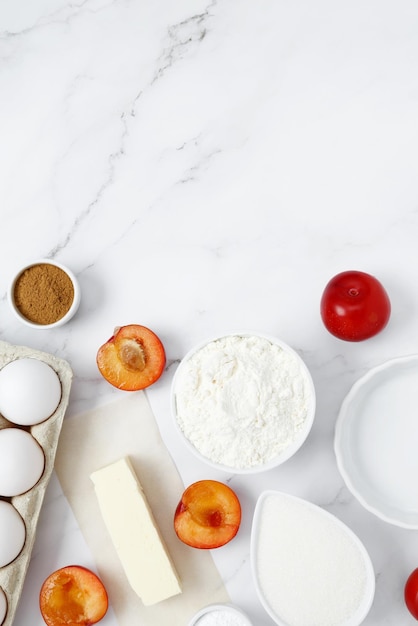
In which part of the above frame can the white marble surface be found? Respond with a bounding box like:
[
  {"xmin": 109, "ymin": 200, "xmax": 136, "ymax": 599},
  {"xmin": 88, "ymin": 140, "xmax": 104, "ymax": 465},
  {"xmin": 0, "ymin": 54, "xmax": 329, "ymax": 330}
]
[{"xmin": 1, "ymin": 0, "xmax": 418, "ymax": 624}]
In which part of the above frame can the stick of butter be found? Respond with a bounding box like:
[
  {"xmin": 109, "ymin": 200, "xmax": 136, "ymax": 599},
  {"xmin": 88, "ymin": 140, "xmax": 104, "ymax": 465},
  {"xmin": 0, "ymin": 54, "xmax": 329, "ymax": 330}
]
[{"xmin": 90, "ymin": 456, "xmax": 182, "ymax": 606}]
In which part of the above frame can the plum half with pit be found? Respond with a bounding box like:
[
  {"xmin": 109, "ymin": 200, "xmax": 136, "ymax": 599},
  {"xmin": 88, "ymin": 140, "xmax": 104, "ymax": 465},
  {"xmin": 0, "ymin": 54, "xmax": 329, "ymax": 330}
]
[
  {"xmin": 174, "ymin": 480, "xmax": 241, "ymax": 549},
  {"xmin": 96, "ymin": 324, "xmax": 166, "ymax": 391}
]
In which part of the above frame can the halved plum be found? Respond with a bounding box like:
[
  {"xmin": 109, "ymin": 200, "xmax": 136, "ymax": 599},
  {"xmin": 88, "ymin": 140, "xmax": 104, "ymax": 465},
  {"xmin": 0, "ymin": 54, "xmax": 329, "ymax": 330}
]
[
  {"xmin": 96, "ymin": 324, "xmax": 166, "ymax": 391},
  {"xmin": 174, "ymin": 480, "xmax": 241, "ymax": 549},
  {"xmin": 39, "ymin": 565, "xmax": 108, "ymax": 626}
]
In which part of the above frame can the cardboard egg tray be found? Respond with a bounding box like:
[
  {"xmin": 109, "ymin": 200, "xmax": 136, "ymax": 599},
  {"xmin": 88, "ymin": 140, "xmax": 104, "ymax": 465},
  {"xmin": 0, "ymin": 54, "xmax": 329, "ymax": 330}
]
[{"xmin": 0, "ymin": 340, "xmax": 73, "ymax": 626}]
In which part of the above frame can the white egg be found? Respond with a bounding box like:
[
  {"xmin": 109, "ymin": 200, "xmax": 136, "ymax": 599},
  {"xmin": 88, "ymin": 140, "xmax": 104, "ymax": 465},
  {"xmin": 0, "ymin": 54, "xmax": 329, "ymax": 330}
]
[
  {"xmin": 0, "ymin": 501, "xmax": 26, "ymax": 567},
  {"xmin": 0, "ymin": 358, "xmax": 61, "ymax": 426},
  {"xmin": 0, "ymin": 429, "xmax": 45, "ymax": 497},
  {"xmin": 0, "ymin": 587, "xmax": 7, "ymax": 625}
]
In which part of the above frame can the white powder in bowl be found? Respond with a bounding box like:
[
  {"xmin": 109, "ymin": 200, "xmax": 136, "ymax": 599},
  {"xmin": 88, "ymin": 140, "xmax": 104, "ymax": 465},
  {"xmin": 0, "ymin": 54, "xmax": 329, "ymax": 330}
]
[
  {"xmin": 173, "ymin": 334, "xmax": 314, "ymax": 470},
  {"xmin": 195, "ymin": 608, "xmax": 250, "ymax": 626},
  {"xmin": 254, "ymin": 493, "xmax": 374, "ymax": 626}
]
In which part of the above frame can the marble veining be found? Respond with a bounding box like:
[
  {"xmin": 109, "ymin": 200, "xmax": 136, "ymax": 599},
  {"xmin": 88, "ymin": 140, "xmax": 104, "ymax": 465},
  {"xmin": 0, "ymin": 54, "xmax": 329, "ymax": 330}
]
[{"xmin": 1, "ymin": 0, "xmax": 418, "ymax": 624}]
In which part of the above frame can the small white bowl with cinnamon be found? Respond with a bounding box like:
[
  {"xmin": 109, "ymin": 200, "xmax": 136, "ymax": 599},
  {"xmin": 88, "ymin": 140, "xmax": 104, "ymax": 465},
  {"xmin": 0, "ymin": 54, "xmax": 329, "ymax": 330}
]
[{"xmin": 8, "ymin": 259, "xmax": 81, "ymax": 329}]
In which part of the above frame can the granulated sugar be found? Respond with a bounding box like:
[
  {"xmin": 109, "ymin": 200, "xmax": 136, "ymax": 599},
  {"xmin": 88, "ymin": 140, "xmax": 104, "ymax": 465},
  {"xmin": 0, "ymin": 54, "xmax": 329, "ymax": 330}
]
[{"xmin": 254, "ymin": 492, "xmax": 374, "ymax": 626}]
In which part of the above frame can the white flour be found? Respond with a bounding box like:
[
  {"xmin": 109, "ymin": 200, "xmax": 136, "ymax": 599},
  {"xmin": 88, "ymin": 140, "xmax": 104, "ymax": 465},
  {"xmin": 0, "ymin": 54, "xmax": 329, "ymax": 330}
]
[
  {"xmin": 255, "ymin": 493, "xmax": 371, "ymax": 626},
  {"xmin": 173, "ymin": 335, "xmax": 313, "ymax": 469}
]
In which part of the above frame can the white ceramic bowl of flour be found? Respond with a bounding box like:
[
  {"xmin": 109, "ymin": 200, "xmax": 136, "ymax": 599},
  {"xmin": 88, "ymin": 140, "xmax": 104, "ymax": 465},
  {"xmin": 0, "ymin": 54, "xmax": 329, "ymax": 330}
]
[
  {"xmin": 251, "ymin": 491, "xmax": 375, "ymax": 626},
  {"xmin": 171, "ymin": 332, "xmax": 316, "ymax": 474}
]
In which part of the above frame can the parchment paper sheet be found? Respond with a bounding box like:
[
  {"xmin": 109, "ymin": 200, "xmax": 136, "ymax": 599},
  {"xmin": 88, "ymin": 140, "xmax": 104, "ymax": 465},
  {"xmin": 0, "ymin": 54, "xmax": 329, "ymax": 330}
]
[{"xmin": 54, "ymin": 393, "xmax": 230, "ymax": 626}]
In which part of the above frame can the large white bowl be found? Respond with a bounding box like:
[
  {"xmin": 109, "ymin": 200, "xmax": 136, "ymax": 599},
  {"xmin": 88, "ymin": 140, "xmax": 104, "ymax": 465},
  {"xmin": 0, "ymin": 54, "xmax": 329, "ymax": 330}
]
[
  {"xmin": 335, "ymin": 354, "xmax": 418, "ymax": 529},
  {"xmin": 171, "ymin": 332, "xmax": 316, "ymax": 474}
]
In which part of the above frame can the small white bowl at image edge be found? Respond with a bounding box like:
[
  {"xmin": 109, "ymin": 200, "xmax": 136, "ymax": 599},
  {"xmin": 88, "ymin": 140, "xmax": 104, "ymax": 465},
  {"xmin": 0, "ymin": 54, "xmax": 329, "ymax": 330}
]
[
  {"xmin": 8, "ymin": 259, "xmax": 81, "ymax": 329},
  {"xmin": 171, "ymin": 332, "xmax": 316, "ymax": 475},
  {"xmin": 188, "ymin": 603, "xmax": 253, "ymax": 626}
]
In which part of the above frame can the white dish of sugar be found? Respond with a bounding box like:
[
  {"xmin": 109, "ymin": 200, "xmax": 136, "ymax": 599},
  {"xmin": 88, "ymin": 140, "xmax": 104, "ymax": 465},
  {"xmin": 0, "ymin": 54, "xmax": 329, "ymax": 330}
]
[{"xmin": 251, "ymin": 491, "xmax": 375, "ymax": 626}]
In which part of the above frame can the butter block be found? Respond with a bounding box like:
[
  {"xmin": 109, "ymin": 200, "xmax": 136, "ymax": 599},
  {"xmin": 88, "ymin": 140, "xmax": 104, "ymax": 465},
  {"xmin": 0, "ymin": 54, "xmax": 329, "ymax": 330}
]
[{"xmin": 90, "ymin": 456, "xmax": 182, "ymax": 606}]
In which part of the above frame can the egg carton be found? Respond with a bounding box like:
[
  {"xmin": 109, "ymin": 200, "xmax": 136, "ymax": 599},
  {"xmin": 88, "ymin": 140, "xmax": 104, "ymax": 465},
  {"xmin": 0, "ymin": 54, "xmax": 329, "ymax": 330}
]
[{"xmin": 0, "ymin": 340, "xmax": 73, "ymax": 626}]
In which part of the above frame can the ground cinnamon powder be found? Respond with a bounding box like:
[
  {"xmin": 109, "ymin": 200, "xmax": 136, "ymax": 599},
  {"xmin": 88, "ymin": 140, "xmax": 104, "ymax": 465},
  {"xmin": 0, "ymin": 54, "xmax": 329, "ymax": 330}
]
[{"xmin": 13, "ymin": 263, "xmax": 74, "ymax": 325}]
